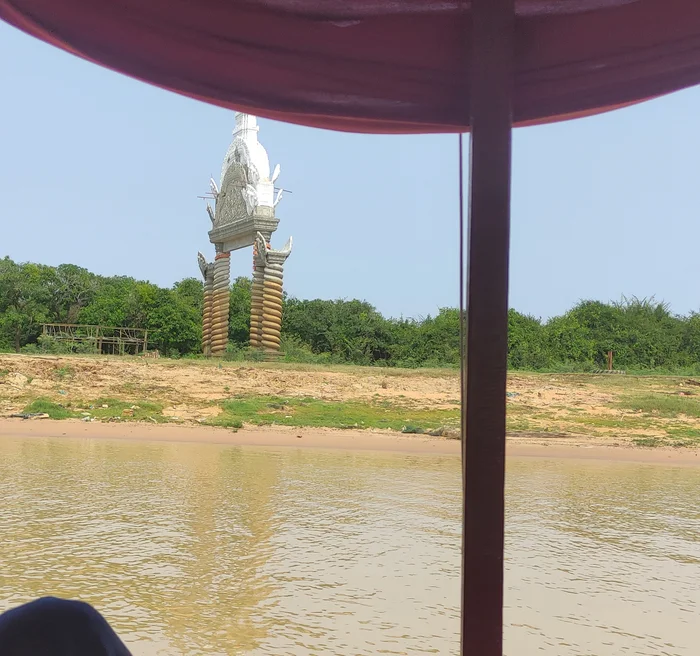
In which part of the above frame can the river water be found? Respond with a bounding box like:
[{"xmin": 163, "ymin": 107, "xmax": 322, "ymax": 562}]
[{"xmin": 0, "ymin": 437, "xmax": 698, "ymax": 655}]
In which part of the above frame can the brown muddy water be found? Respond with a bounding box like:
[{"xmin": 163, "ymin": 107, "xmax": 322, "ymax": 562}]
[{"xmin": 0, "ymin": 437, "xmax": 698, "ymax": 655}]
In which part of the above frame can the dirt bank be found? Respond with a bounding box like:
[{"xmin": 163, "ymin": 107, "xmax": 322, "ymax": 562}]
[
  {"xmin": 0, "ymin": 353, "xmax": 459, "ymax": 410},
  {"xmin": 3, "ymin": 353, "xmax": 700, "ymax": 448}
]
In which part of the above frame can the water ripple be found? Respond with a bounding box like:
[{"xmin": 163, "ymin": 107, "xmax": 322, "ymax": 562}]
[{"xmin": 0, "ymin": 438, "xmax": 698, "ymax": 654}]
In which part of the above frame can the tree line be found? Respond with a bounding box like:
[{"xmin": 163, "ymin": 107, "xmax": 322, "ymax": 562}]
[{"xmin": 2, "ymin": 256, "xmax": 699, "ymax": 371}]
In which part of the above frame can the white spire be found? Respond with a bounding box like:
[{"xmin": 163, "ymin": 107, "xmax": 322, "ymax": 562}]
[
  {"xmin": 220, "ymin": 112, "xmax": 275, "ymax": 209},
  {"xmin": 233, "ymin": 112, "xmax": 259, "ymax": 140}
]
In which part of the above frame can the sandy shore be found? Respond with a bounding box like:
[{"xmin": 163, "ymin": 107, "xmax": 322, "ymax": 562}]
[
  {"xmin": 1, "ymin": 419, "xmax": 699, "ymax": 465},
  {"xmin": 0, "ymin": 418, "xmax": 460, "ymax": 455}
]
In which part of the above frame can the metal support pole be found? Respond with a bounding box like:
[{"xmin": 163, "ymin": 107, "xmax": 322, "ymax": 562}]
[{"xmin": 461, "ymin": 0, "xmax": 514, "ymax": 654}]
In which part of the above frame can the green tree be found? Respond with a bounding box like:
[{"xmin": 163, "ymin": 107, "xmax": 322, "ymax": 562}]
[
  {"xmin": 146, "ymin": 289, "xmax": 201, "ymax": 356},
  {"xmin": 283, "ymin": 298, "xmax": 394, "ymax": 365},
  {"xmin": 173, "ymin": 277, "xmax": 203, "ymax": 312},
  {"xmin": 389, "ymin": 309, "xmax": 460, "ymax": 367},
  {"xmin": 613, "ymin": 297, "xmax": 682, "ymax": 369},
  {"xmin": 45, "ymin": 264, "xmax": 98, "ymax": 323},
  {"xmin": 3, "ymin": 256, "xmax": 700, "ymax": 370},
  {"xmin": 545, "ymin": 306, "xmax": 597, "ymax": 368},
  {"xmin": 680, "ymin": 312, "xmax": 700, "ymax": 368},
  {"xmin": 508, "ymin": 310, "xmax": 549, "ymax": 370},
  {"xmin": 78, "ymin": 277, "xmax": 138, "ymax": 327},
  {"xmin": 0, "ymin": 258, "xmax": 51, "ymax": 351},
  {"xmin": 229, "ymin": 277, "xmax": 252, "ymax": 345}
]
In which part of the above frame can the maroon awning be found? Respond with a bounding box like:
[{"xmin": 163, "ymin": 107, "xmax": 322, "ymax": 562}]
[{"xmin": 2, "ymin": 0, "xmax": 700, "ymax": 134}]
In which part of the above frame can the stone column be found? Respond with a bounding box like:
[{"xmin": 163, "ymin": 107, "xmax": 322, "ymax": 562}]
[
  {"xmin": 261, "ymin": 252, "xmax": 287, "ymax": 353},
  {"xmin": 210, "ymin": 251, "xmax": 231, "ymax": 357},
  {"xmin": 249, "ymin": 244, "xmax": 265, "ymax": 349},
  {"xmin": 202, "ymin": 267, "xmax": 214, "ymax": 357},
  {"xmin": 198, "ymin": 252, "xmax": 214, "ymax": 356},
  {"xmin": 202, "ymin": 270, "xmax": 214, "ymax": 356}
]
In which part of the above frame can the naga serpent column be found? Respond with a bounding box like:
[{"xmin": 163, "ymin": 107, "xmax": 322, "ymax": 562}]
[
  {"xmin": 249, "ymin": 240, "xmax": 266, "ymax": 348},
  {"xmin": 210, "ymin": 252, "xmax": 231, "ymax": 357},
  {"xmin": 252, "ymin": 233, "xmax": 291, "ymax": 353},
  {"xmin": 198, "ymin": 253, "xmax": 214, "ymax": 356}
]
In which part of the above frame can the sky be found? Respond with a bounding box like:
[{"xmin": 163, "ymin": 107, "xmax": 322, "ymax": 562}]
[{"xmin": 2, "ymin": 22, "xmax": 700, "ymax": 321}]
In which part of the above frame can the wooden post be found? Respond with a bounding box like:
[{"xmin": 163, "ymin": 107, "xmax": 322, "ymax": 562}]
[
  {"xmin": 607, "ymin": 350, "xmax": 613, "ymax": 371},
  {"xmin": 144, "ymin": 330, "xmax": 149, "ymax": 355},
  {"xmin": 462, "ymin": 1, "xmax": 514, "ymax": 655}
]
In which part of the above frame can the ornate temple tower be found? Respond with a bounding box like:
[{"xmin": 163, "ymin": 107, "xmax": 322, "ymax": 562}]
[{"xmin": 198, "ymin": 113, "xmax": 292, "ymax": 357}]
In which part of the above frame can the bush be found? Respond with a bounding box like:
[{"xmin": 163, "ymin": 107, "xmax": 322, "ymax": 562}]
[
  {"xmin": 281, "ymin": 335, "xmax": 332, "ymax": 364},
  {"xmin": 3, "ymin": 257, "xmax": 700, "ymax": 372},
  {"xmin": 37, "ymin": 335, "xmax": 97, "ymax": 355}
]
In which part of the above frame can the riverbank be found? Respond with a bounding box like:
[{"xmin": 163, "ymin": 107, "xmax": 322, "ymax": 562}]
[
  {"xmin": 1, "ymin": 419, "xmax": 699, "ymax": 464},
  {"xmin": 3, "ymin": 353, "xmax": 700, "ymax": 448}
]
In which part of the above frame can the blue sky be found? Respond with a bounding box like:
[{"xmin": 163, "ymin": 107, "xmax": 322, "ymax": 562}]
[{"xmin": 2, "ymin": 22, "xmax": 700, "ymax": 321}]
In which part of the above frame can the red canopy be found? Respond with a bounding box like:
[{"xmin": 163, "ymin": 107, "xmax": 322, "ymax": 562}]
[{"xmin": 2, "ymin": 0, "xmax": 700, "ymax": 133}]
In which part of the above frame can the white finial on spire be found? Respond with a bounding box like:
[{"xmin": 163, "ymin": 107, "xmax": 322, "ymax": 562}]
[{"xmin": 233, "ymin": 111, "xmax": 259, "ymax": 137}]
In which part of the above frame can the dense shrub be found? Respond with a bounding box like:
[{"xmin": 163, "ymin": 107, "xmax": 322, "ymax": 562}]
[{"xmin": 2, "ymin": 257, "xmax": 700, "ymax": 371}]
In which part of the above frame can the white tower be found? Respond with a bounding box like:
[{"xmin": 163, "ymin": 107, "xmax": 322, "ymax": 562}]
[{"xmin": 200, "ymin": 113, "xmax": 292, "ymax": 358}]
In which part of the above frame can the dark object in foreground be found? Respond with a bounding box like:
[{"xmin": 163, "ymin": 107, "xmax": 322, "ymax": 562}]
[
  {"xmin": 0, "ymin": 597, "xmax": 131, "ymax": 656},
  {"xmin": 8, "ymin": 413, "xmax": 50, "ymax": 420}
]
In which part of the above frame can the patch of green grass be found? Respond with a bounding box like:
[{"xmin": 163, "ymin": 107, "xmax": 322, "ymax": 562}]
[
  {"xmin": 0, "ymin": 369, "xmax": 8, "ymax": 377},
  {"xmin": 618, "ymin": 394, "xmax": 700, "ymax": 418},
  {"xmin": 506, "ymin": 403, "xmax": 538, "ymax": 415},
  {"xmin": 631, "ymin": 428, "xmax": 700, "ymax": 448},
  {"xmin": 663, "ymin": 427, "xmax": 700, "ymax": 447},
  {"xmin": 632, "ymin": 436, "xmax": 665, "ymax": 448},
  {"xmin": 209, "ymin": 395, "xmax": 459, "ymax": 432},
  {"xmin": 506, "ymin": 418, "xmax": 534, "ymax": 432},
  {"xmin": 80, "ymin": 398, "xmax": 167, "ymax": 423},
  {"xmin": 565, "ymin": 415, "xmax": 653, "ymax": 430},
  {"xmin": 209, "ymin": 416, "xmax": 244, "ymax": 430},
  {"xmin": 54, "ymin": 365, "xmax": 75, "ymax": 380},
  {"xmin": 401, "ymin": 424, "xmax": 426, "ymax": 434},
  {"xmin": 22, "ymin": 398, "xmax": 76, "ymax": 420}
]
